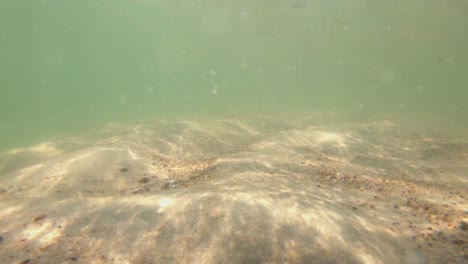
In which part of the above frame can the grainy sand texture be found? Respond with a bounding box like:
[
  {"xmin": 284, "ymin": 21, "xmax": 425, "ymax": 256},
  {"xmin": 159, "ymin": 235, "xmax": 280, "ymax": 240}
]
[{"xmin": 0, "ymin": 115, "xmax": 467, "ymax": 263}]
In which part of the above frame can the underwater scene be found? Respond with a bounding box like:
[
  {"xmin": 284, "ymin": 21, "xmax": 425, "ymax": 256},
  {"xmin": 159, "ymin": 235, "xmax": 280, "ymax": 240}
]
[{"xmin": 0, "ymin": 1, "xmax": 467, "ymax": 263}]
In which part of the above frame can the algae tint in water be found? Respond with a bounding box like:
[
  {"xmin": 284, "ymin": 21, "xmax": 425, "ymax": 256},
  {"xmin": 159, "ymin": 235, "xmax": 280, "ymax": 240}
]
[
  {"xmin": 0, "ymin": 2, "xmax": 467, "ymax": 262},
  {"xmin": 1, "ymin": 0, "xmax": 467, "ymax": 150}
]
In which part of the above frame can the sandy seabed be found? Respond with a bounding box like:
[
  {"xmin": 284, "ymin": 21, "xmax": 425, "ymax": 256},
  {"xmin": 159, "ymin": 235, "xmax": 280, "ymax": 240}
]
[{"xmin": 0, "ymin": 114, "xmax": 467, "ymax": 264}]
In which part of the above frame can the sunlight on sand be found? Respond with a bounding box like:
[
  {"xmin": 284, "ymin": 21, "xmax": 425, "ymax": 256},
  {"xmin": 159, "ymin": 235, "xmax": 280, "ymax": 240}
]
[{"xmin": 0, "ymin": 116, "xmax": 466, "ymax": 263}]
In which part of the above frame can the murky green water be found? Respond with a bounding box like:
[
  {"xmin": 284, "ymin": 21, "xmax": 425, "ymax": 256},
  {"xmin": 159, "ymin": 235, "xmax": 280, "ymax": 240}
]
[{"xmin": 1, "ymin": 0, "xmax": 467, "ymax": 151}]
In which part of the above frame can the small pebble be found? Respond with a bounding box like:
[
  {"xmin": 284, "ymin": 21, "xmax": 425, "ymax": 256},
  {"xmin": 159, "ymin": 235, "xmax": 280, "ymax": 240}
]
[
  {"xmin": 161, "ymin": 180, "xmax": 177, "ymax": 190},
  {"xmin": 0, "ymin": 235, "xmax": 3, "ymax": 243},
  {"xmin": 393, "ymin": 204, "xmax": 399, "ymax": 209},
  {"xmin": 34, "ymin": 214, "xmax": 46, "ymax": 222},
  {"xmin": 130, "ymin": 188, "xmax": 145, "ymax": 194},
  {"xmin": 21, "ymin": 259, "xmax": 31, "ymax": 264},
  {"xmin": 167, "ymin": 179, "xmax": 177, "ymax": 184},
  {"xmin": 139, "ymin": 177, "xmax": 150, "ymax": 184},
  {"xmin": 120, "ymin": 168, "xmax": 129, "ymax": 172},
  {"xmin": 460, "ymin": 221, "xmax": 467, "ymax": 231},
  {"xmin": 70, "ymin": 256, "xmax": 78, "ymax": 261}
]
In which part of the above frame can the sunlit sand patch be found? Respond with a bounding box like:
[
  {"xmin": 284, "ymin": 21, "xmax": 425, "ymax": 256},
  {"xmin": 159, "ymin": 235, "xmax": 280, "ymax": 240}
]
[
  {"xmin": 0, "ymin": 116, "xmax": 466, "ymax": 263},
  {"xmin": 314, "ymin": 131, "xmax": 347, "ymax": 146},
  {"xmin": 0, "ymin": 204, "xmax": 22, "ymax": 218},
  {"xmin": 158, "ymin": 197, "xmax": 172, "ymax": 213}
]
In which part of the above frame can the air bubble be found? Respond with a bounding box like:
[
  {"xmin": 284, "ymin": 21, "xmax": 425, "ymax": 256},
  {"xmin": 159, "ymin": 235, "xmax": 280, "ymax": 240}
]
[
  {"xmin": 119, "ymin": 94, "xmax": 128, "ymax": 104},
  {"xmin": 144, "ymin": 86, "xmax": 155, "ymax": 94},
  {"xmin": 417, "ymin": 85, "xmax": 424, "ymax": 93},
  {"xmin": 211, "ymin": 83, "xmax": 219, "ymax": 95}
]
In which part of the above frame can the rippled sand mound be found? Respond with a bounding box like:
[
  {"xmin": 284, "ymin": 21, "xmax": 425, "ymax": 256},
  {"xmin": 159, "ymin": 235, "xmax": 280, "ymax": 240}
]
[{"xmin": 0, "ymin": 115, "xmax": 467, "ymax": 263}]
